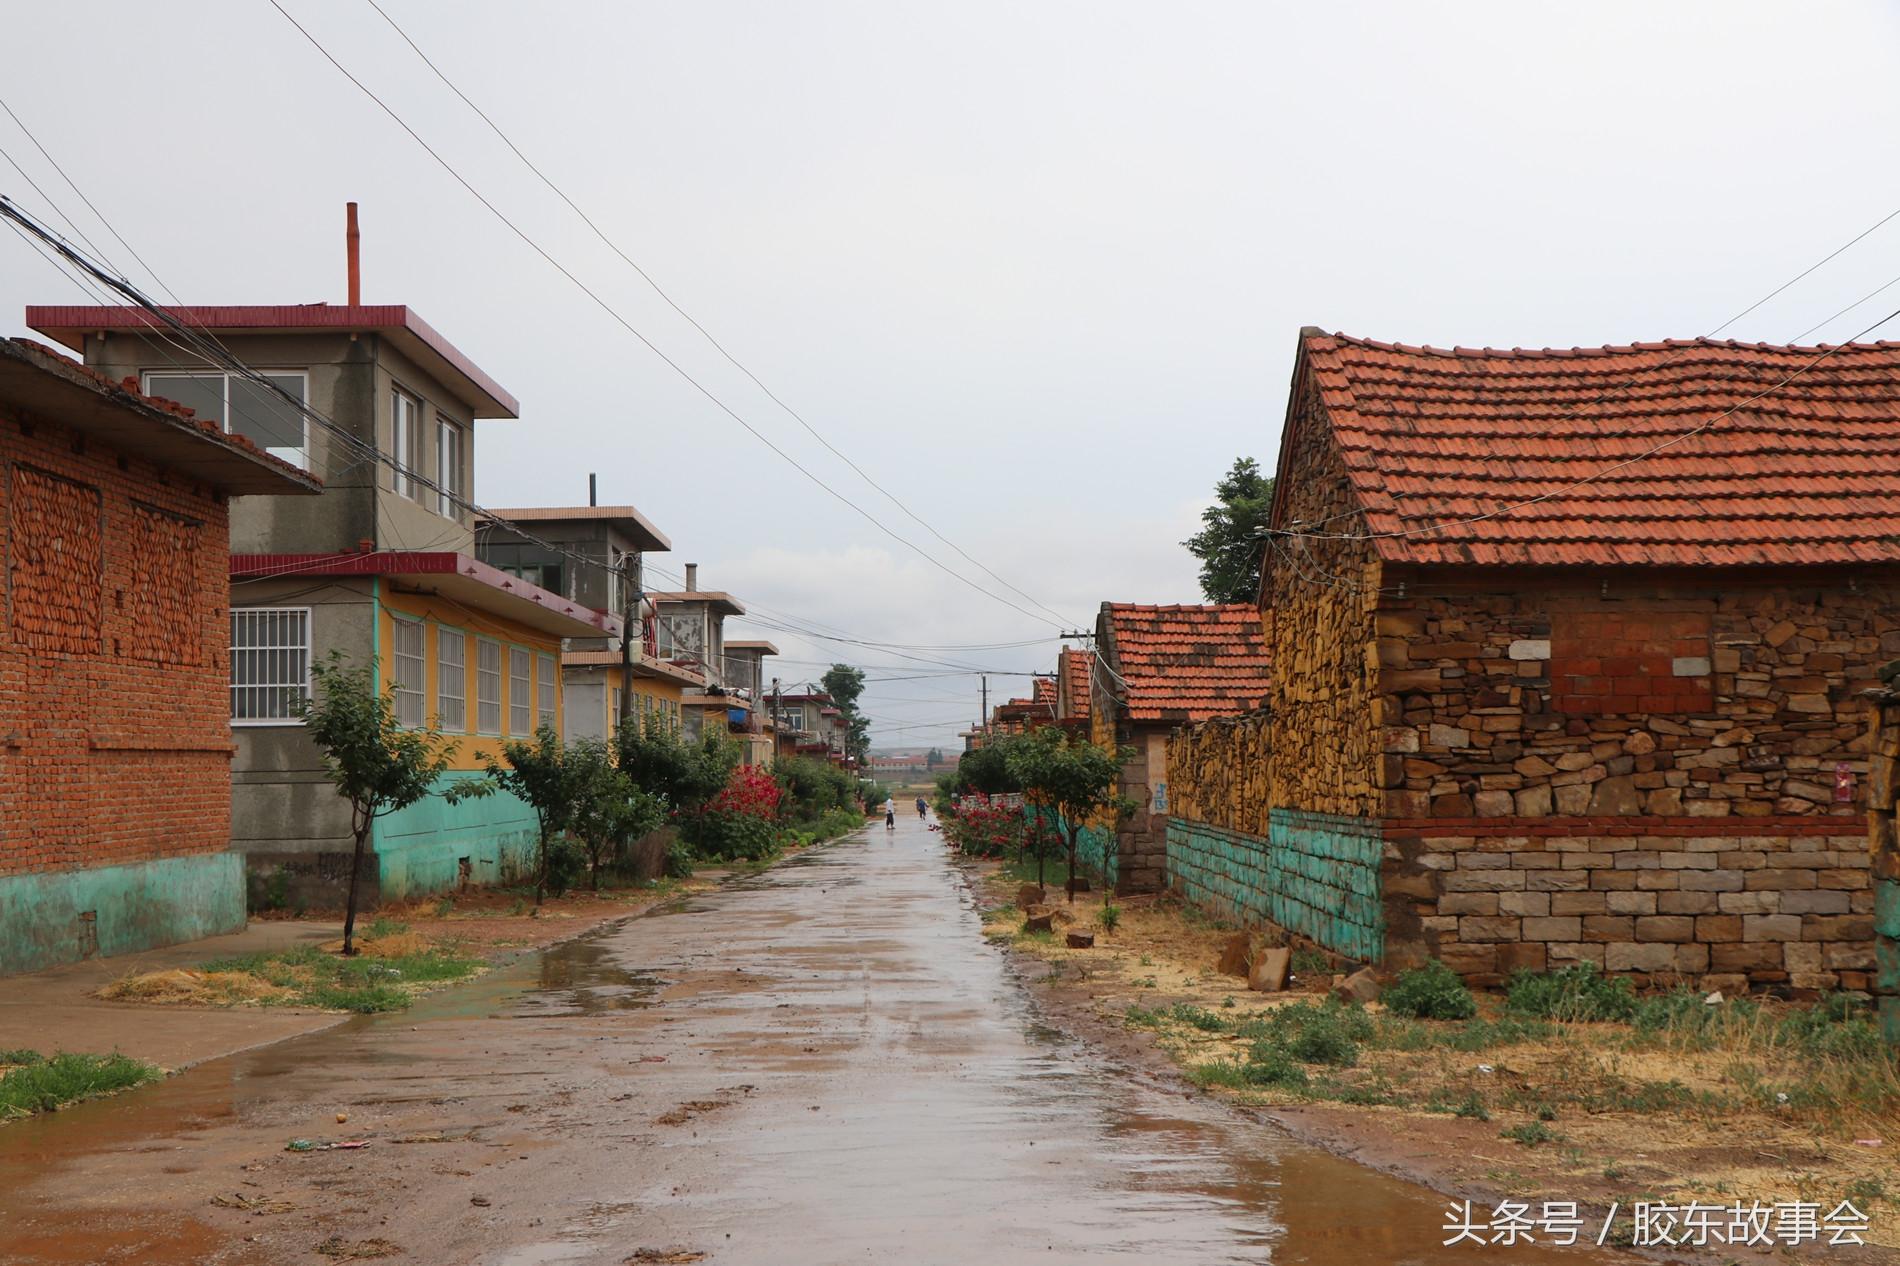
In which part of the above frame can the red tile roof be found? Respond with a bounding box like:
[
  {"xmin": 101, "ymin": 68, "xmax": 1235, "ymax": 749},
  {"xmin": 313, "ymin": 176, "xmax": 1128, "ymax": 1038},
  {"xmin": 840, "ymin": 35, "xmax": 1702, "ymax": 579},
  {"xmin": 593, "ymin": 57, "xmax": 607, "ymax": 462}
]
[
  {"xmin": 1032, "ymin": 676, "xmax": 1057, "ymax": 705},
  {"xmin": 1060, "ymin": 647, "xmax": 1092, "ymax": 720},
  {"xmin": 1297, "ymin": 331, "xmax": 1900, "ymax": 567},
  {"xmin": 1100, "ymin": 603, "xmax": 1269, "ymax": 724}
]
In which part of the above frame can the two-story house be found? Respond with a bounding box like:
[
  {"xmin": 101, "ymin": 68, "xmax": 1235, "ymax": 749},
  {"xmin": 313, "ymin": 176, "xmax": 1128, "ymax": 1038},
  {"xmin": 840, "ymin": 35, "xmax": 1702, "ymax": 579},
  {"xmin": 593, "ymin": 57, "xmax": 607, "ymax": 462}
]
[{"xmin": 27, "ymin": 296, "xmax": 614, "ymax": 910}]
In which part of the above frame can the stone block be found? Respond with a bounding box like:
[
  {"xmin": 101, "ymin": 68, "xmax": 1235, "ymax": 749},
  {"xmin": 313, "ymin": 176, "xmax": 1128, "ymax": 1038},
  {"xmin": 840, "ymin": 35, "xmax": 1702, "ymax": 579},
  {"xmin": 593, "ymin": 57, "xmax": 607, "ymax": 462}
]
[
  {"xmin": 1497, "ymin": 891, "xmax": 1550, "ymax": 918},
  {"xmin": 1634, "ymin": 915, "xmax": 1695, "ymax": 943},
  {"xmin": 1711, "ymin": 942, "xmax": 1783, "ymax": 972},
  {"xmin": 1743, "ymin": 914, "xmax": 1803, "ymax": 942},
  {"xmin": 1429, "ymin": 723, "xmax": 1470, "ymax": 749},
  {"xmin": 1779, "ymin": 890, "xmax": 1851, "ymax": 915},
  {"xmin": 1497, "ymin": 942, "xmax": 1547, "ymax": 974},
  {"xmin": 1602, "ymin": 890, "xmax": 1656, "ymax": 915},
  {"xmin": 1695, "ymin": 915, "xmax": 1744, "ymax": 942},
  {"xmin": 1473, "ymin": 790, "xmax": 1515, "ymax": 817},
  {"xmin": 1513, "ymin": 785, "xmax": 1553, "ymax": 816},
  {"xmin": 1520, "ymin": 916, "xmax": 1583, "ymax": 940},
  {"xmin": 1606, "ymin": 942, "xmax": 1677, "ymax": 972},
  {"xmin": 1547, "ymin": 941, "xmax": 1606, "ymax": 966},
  {"xmin": 1458, "ymin": 851, "xmax": 1512, "ymax": 870},
  {"xmin": 1508, "ymin": 639, "xmax": 1551, "ymax": 660},
  {"xmin": 1745, "ymin": 869, "xmax": 1818, "ymax": 891},
  {"xmin": 1553, "ymin": 891, "xmax": 1611, "ymax": 915},
  {"xmin": 1526, "ymin": 870, "xmax": 1590, "ymax": 891},
  {"xmin": 1784, "ymin": 941, "xmax": 1823, "ymax": 973},
  {"xmin": 1818, "ymin": 867, "xmax": 1870, "ymax": 890},
  {"xmin": 1659, "ymin": 852, "xmax": 1717, "ymax": 870},
  {"xmin": 1457, "ymin": 915, "xmax": 1522, "ymax": 943},
  {"xmin": 1823, "ymin": 942, "xmax": 1877, "ymax": 970},
  {"xmin": 1636, "ymin": 871, "xmax": 1684, "ymax": 891},
  {"xmin": 1443, "ymin": 870, "xmax": 1527, "ymax": 892},
  {"xmin": 1438, "ymin": 943, "xmax": 1500, "ymax": 976},
  {"xmin": 1657, "ymin": 890, "xmax": 1717, "ymax": 915},
  {"xmin": 1802, "ymin": 914, "xmax": 1874, "ymax": 942},
  {"xmin": 1678, "ymin": 870, "xmax": 1744, "ymax": 892},
  {"xmin": 1589, "ymin": 870, "xmax": 1638, "ymax": 891},
  {"xmin": 1581, "ymin": 915, "xmax": 1634, "ymax": 943},
  {"xmin": 1717, "ymin": 891, "xmax": 1780, "ymax": 914},
  {"xmin": 1554, "ymin": 784, "xmax": 1593, "ymax": 814},
  {"xmin": 1439, "ymin": 891, "xmax": 1499, "ymax": 915}
]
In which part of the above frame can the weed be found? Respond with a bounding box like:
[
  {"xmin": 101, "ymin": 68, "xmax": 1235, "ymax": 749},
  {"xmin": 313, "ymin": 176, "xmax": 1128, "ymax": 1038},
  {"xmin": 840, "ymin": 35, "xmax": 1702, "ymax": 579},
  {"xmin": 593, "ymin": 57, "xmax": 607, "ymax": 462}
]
[
  {"xmin": 1603, "ymin": 1163, "xmax": 1629, "ymax": 1182},
  {"xmin": 1099, "ymin": 902, "xmax": 1122, "ymax": 934},
  {"xmin": 1500, "ymin": 1120, "xmax": 1557, "ymax": 1147},
  {"xmin": 1504, "ymin": 963, "xmax": 1637, "ymax": 1022},
  {"xmin": 1222, "ymin": 996, "xmax": 1237, "ymax": 1009},
  {"xmin": 1382, "ymin": 959, "xmax": 1477, "ymax": 1021},
  {"xmin": 366, "ymin": 917, "xmax": 407, "ymax": 939},
  {"xmin": 0, "ymin": 1049, "xmax": 43, "ymax": 1067},
  {"xmin": 1250, "ymin": 1000, "xmax": 1373, "ymax": 1068},
  {"xmin": 0, "ymin": 1051, "xmax": 160, "ymax": 1119},
  {"xmin": 1124, "ymin": 1005, "xmax": 1165, "ymax": 1029},
  {"xmin": 1138, "ymin": 954, "xmax": 1154, "ymax": 967},
  {"xmin": 1170, "ymin": 1004, "xmax": 1228, "ymax": 1033},
  {"xmin": 194, "ymin": 943, "xmax": 480, "ymax": 1014},
  {"xmin": 1847, "ymin": 1177, "xmax": 1888, "ymax": 1207},
  {"xmin": 1241, "ymin": 1046, "xmax": 1309, "ymax": 1088},
  {"xmin": 1454, "ymin": 1093, "xmax": 1491, "ymax": 1121},
  {"xmin": 1187, "ymin": 1060, "xmax": 1252, "ymax": 1090},
  {"xmin": 431, "ymin": 897, "xmax": 455, "ymax": 918}
]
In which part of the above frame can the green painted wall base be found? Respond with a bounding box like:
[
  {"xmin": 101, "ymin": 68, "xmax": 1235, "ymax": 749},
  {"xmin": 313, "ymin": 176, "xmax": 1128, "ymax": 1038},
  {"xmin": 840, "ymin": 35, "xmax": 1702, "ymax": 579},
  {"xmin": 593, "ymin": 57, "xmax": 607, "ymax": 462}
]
[
  {"xmin": 1167, "ymin": 808, "xmax": 1385, "ymax": 962},
  {"xmin": 0, "ymin": 853, "xmax": 245, "ymax": 976},
  {"xmin": 1025, "ymin": 807, "xmax": 1116, "ymax": 889},
  {"xmin": 372, "ymin": 772, "xmax": 541, "ymax": 901}
]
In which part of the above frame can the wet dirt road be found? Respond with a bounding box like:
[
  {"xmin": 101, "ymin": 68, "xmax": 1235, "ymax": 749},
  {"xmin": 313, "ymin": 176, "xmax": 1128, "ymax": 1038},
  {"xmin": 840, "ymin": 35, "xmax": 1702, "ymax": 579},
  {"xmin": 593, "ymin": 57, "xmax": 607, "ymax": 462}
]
[{"xmin": 0, "ymin": 816, "xmax": 1635, "ymax": 1266}]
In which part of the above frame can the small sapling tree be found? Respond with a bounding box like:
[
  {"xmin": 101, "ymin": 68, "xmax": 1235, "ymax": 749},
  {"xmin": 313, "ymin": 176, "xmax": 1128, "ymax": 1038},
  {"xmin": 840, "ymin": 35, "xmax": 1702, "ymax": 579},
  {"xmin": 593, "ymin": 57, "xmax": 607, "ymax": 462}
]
[
  {"xmin": 481, "ymin": 724, "xmax": 583, "ymax": 907},
  {"xmin": 294, "ymin": 653, "xmax": 474, "ymax": 956},
  {"xmin": 1007, "ymin": 726, "xmax": 1135, "ymax": 903},
  {"xmin": 568, "ymin": 736, "xmax": 665, "ymax": 890}
]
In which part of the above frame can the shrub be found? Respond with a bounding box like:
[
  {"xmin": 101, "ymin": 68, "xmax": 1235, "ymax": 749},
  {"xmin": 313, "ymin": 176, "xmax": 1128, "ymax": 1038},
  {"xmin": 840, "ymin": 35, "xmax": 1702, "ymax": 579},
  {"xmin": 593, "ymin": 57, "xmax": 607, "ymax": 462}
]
[
  {"xmin": 682, "ymin": 766, "xmax": 785, "ymax": 862},
  {"xmin": 1252, "ymin": 1000, "xmax": 1373, "ymax": 1068},
  {"xmin": 938, "ymin": 793, "xmax": 1026, "ymax": 857},
  {"xmin": 1100, "ymin": 902, "xmax": 1122, "ymax": 934},
  {"xmin": 543, "ymin": 837, "xmax": 587, "ymax": 897},
  {"xmin": 1504, "ymin": 963, "xmax": 1637, "ymax": 1022},
  {"xmin": 1500, "ymin": 1120, "xmax": 1557, "ymax": 1147},
  {"xmin": 1382, "ymin": 959, "xmax": 1477, "ymax": 1021},
  {"xmin": 1242, "ymin": 1046, "xmax": 1309, "ymax": 1088}
]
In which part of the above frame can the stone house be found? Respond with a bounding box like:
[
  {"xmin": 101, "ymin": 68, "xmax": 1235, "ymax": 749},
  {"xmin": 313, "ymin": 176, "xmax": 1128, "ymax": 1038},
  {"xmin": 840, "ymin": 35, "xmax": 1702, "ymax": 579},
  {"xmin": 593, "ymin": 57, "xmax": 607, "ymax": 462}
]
[
  {"xmin": 0, "ymin": 338, "xmax": 319, "ymax": 973},
  {"xmin": 1091, "ymin": 602, "xmax": 1270, "ymax": 894},
  {"xmin": 1169, "ymin": 329, "xmax": 1888, "ymax": 990},
  {"xmin": 1056, "ymin": 646, "xmax": 1092, "ymax": 729}
]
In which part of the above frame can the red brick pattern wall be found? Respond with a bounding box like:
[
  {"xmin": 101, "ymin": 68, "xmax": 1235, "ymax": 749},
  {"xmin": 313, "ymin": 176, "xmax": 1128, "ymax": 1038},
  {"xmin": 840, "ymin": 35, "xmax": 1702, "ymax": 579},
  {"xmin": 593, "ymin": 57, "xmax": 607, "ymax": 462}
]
[
  {"xmin": 0, "ymin": 402, "xmax": 233, "ymax": 877},
  {"xmin": 1551, "ymin": 609, "xmax": 1713, "ymax": 716}
]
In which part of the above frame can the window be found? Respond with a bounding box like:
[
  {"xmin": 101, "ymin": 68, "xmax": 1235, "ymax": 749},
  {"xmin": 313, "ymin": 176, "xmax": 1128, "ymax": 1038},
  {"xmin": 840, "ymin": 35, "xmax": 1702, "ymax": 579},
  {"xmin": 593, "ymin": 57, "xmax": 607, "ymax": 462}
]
[
  {"xmin": 509, "ymin": 647, "xmax": 532, "ymax": 734},
  {"xmin": 477, "ymin": 638, "xmax": 503, "ymax": 733},
  {"xmin": 392, "ymin": 389, "xmax": 421, "ymax": 499},
  {"xmin": 391, "ymin": 617, "xmax": 426, "ymax": 728},
  {"xmin": 657, "ymin": 612, "xmax": 704, "ymax": 659},
  {"xmin": 538, "ymin": 653, "xmax": 557, "ymax": 726},
  {"xmin": 436, "ymin": 415, "xmax": 463, "ymax": 518},
  {"xmin": 437, "ymin": 627, "xmax": 467, "ymax": 731},
  {"xmin": 145, "ymin": 371, "xmax": 308, "ymax": 469},
  {"xmin": 501, "ymin": 562, "xmax": 564, "ymax": 597},
  {"xmin": 230, "ymin": 608, "xmax": 311, "ymax": 722}
]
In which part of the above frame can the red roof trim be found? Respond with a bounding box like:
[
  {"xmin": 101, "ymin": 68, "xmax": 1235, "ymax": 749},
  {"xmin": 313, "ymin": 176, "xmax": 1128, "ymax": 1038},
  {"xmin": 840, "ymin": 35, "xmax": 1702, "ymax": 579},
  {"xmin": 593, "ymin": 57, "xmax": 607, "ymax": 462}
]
[
  {"xmin": 230, "ymin": 550, "xmax": 617, "ymax": 635},
  {"xmin": 26, "ymin": 304, "xmax": 519, "ymax": 418}
]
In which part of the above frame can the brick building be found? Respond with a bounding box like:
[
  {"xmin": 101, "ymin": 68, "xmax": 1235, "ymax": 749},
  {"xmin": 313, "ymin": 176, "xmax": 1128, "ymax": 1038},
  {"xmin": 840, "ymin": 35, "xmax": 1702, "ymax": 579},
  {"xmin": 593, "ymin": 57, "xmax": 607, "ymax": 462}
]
[
  {"xmin": 1089, "ymin": 603, "xmax": 1269, "ymax": 894},
  {"xmin": 1166, "ymin": 329, "xmax": 1889, "ymax": 989},
  {"xmin": 0, "ymin": 338, "xmax": 319, "ymax": 973}
]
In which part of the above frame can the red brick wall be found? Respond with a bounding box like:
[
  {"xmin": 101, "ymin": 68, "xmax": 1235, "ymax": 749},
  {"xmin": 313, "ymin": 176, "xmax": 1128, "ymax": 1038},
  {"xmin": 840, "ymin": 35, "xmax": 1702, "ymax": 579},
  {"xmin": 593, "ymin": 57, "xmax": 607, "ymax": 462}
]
[
  {"xmin": 1550, "ymin": 608, "xmax": 1714, "ymax": 716},
  {"xmin": 0, "ymin": 400, "xmax": 233, "ymax": 876}
]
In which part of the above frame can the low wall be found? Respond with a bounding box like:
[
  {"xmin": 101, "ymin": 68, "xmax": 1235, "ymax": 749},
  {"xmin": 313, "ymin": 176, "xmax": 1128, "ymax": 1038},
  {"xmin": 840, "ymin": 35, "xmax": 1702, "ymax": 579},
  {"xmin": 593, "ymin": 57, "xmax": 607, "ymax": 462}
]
[
  {"xmin": 1166, "ymin": 809, "xmax": 1385, "ymax": 962},
  {"xmin": 1384, "ymin": 819, "xmax": 1871, "ymax": 989},
  {"xmin": 1028, "ymin": 806, "xmax": 1116, "ymax": 890},
  {"xmin": 0, "ymin": 853, "xmax": 245, "ymax": 975}
]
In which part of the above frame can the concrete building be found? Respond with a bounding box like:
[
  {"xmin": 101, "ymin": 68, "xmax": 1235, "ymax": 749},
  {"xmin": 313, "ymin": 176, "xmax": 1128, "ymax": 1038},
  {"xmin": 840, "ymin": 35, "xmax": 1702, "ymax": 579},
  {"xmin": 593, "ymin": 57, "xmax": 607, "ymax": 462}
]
[
  {"xmin": 1164, "ymin": 330, "xmax": 1889, "ymax": 988},
  {"xmin": 0, "ymin": 337, "xmax": 319, "ymax": 973},
  {"xmin": 26, "ymin": 300, "xmax": 615, "ymax": 909}
]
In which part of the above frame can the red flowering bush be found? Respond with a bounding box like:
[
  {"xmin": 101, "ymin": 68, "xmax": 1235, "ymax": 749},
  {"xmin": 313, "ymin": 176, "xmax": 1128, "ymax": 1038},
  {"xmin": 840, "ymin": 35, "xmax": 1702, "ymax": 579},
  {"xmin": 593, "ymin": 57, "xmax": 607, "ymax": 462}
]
[
  {"xmin": 939, "ymin": 793, "xmax": 1026, "ymax": 858},
  {"xmin": 684, "ymin": 766, "xmax": 784, "ymax": 861}
]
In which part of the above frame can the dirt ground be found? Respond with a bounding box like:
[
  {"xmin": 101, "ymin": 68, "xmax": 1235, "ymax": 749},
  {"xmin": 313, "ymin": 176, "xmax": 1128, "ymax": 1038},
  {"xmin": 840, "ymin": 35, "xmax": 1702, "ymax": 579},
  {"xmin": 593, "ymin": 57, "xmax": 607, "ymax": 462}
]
[{"xmin": 971, "ymin": 857, "xmax": 1900, "ymax": 1261}]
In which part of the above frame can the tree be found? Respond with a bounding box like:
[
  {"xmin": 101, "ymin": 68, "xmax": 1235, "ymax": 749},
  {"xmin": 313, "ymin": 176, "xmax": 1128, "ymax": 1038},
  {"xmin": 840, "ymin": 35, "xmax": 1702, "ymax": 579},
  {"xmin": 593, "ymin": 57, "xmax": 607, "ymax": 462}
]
[
  {"xmin": 1005, "ymin": 727, "xmax": 1134, "ymax": 903},
  {"xmin": 614, "ymin": 711, "xmax": 737, "ymax": 813},
  {"xmin": 822, "ymin": 663, "xmax": 872, "ymax": 764},
  {"xmin": 480, "ymin": 724, "xmax": 583, "ymax": 908},
  {"xmin": 1182, "ymin": 456, "xmax": 1276, "ymax": 604},
  {"xmin": 567, "ymin": 737, "xmax": 665, "ymax": 891},
  {"xmin": 926, "ymin": 747, "xmax": 944, "ymax": 769},
  {"xmin": 953, "ymin": 740, "xmax": 1020, "ymax": 796},
  {"xmin": 294, "ymin": 654, "xmax": 473, "ymax": 956}
]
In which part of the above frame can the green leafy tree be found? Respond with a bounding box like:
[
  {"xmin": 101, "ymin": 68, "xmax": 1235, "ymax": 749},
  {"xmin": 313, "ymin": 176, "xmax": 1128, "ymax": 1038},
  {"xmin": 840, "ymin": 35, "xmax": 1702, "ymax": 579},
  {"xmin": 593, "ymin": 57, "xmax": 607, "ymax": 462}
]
[
  {"xmin": 1182, "ymin": 456, "xmax": 1276, "ymax": 604},
  {"xmin": 614, "ymin": 711, "xmax": 737, "ymax": 813},
  {"xmin": 1006, "ymin": 727, "xmax": 1135, "ymax": 903},
  {"xmin": 481, "ymin": 724, "xmax": 583, "ymax": 907},
  {"xmin": 926, "ymin": 747, "xmax": 944, "ymax": 769},
  {"xmin": 568, "ymin": 737, "xmax": 666, "ymax": 891},
  {"xmin": 294, "ymin": 654, "xmax": 476, "ymax": 955},
  {"xmin": 953, "ymin": 740, "xmax": 1020, "ymax": 796},
  {"xmin": 822, "ymin": 663, "xmax": 872, "ymax": 764}
]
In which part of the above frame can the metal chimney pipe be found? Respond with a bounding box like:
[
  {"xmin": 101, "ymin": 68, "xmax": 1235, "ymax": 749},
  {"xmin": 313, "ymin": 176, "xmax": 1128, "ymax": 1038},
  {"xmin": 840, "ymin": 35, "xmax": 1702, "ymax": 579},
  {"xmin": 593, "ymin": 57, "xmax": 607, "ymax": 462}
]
[
  {"xmin": 346, "ymin": 202, "xmax": 361, "ymax": 306},
  {"xmin": 685, "ymin": 563, "xmax": 698, "ymax": 592},
  {"xmin": 589, "ymin": 472, "xmax": 597, "ymax": 506}
]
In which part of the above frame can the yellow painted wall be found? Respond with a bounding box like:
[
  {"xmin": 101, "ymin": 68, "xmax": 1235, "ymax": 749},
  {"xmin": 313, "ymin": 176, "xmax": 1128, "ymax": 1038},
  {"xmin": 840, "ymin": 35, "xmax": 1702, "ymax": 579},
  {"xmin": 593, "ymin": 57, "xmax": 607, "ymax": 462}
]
[{"xmin": 377, "ymin": 590, "xmax": 565, "ymax": 770}]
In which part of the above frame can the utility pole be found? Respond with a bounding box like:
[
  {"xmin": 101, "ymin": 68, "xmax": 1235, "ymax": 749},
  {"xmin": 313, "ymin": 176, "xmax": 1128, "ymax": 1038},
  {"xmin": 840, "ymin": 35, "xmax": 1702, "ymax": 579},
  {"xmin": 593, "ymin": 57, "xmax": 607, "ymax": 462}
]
[
  {"xmin": 980, "ymin": 674, "xmax": 989, "ymax": 745},
  {"xmin": 617, "ymin": 546, "xmax": 642, "ymax": 729}
]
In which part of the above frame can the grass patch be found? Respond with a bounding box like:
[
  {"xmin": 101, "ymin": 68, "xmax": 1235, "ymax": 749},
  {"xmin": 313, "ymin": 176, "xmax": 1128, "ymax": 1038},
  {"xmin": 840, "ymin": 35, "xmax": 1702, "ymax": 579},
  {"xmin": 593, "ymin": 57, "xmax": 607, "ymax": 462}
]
[
  {"xmin": 1505, "ymin": 963, "xmax": 1636, "ymax": 1022},
  {"xmin": 105, "ymin": 938, "xmax": 481, "ymax": 1015},
  {"xmin": 0, "ymin": 1051, "xmax": 161, "ymax": 1119},
  {"xmin": 1500, "ymin": 1120, "xmax": 1558, "ymax": 1147},
  {"xmin": 1382, "ymin": 959, "xmax": 1476, "ymax": 1021}
]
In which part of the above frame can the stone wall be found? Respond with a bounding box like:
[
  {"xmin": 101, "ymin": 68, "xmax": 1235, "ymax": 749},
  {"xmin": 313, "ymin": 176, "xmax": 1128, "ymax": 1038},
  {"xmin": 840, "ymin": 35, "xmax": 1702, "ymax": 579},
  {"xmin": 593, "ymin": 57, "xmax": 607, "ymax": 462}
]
[
  {"xmin": 1384, "ymin": 823, "xmax": 1870, "ymax": 990},
  {"xmin": 1864, "ymin": 688, "xmax": 1900, "ymax": 1040},
  {"xmin": 1166, "ymin": 811, "xmax": 1385, "ymax": 962},
  {"xmin": 1165, "ymin": 710, "xmax": 1272, "ymax": 837}
]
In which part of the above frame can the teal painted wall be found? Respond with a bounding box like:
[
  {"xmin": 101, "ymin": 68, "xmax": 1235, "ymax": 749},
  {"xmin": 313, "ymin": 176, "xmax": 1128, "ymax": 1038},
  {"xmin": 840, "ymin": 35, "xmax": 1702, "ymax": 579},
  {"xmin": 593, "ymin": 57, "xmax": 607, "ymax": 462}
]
[
  {"xmin": 372, "ymin": 771, "xmax": 540, "ymax": 900},
  {"xmin": 0, "ymin": 853, "xmax": 245, "ymax": 976},
  {"xmin": 1026, "ymin": 806, "xmax": 1117, "ymax": 888},
  {"xmin": 1166, "ymin": 807, "xmax": 1385, "ymax": 962}
]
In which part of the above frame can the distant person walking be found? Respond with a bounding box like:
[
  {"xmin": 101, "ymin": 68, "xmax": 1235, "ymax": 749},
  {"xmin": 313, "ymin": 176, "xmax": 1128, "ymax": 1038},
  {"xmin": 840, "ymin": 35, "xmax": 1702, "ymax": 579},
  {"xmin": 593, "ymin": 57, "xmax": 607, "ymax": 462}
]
[
  {"xmin": 883, "ymin": 797, "xmax": 896, "ymax": 831},
  {"xmin": 915, "ymin": 795, "xmax": 928, "ymax": 820}
]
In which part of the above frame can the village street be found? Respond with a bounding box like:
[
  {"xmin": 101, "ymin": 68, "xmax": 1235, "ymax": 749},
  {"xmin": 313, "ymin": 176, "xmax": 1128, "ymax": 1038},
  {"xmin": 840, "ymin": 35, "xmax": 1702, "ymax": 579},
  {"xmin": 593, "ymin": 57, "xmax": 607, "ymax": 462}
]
[{"xmin": 0, "ymin": 819, "xmax": 1629, "ymax": 1266}]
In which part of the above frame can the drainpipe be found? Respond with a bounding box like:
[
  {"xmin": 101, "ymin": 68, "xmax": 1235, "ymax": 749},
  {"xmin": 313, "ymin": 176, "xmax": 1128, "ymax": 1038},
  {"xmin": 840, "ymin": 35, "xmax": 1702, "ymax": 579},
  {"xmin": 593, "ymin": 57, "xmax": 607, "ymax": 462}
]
[{"xmin": 346, "ymin": 202, "xmax": 361, "ymax": 305}]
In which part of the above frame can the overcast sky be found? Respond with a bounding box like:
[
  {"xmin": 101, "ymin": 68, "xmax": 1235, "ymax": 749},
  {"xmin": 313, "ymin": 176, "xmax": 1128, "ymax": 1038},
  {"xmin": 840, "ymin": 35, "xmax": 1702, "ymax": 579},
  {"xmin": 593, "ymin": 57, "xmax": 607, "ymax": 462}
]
[{"xmin": 7, "ymin": 2, "xmax": 1900, "ymax": 747}]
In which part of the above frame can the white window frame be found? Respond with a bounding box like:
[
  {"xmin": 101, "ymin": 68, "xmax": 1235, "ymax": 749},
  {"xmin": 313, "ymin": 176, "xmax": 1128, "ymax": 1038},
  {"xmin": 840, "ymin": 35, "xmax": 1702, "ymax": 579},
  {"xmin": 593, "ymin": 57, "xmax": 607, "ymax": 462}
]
[
  {"xmin": 230, "ymin": 607, "xmax": 312, "ymax": 725},
  {"xmin": 144, "ymin": 369, "xmax": 310, "ymax": 470},
  {"xmin": 435, "ymin": 414, "xmax": 463, "ymax": 519},
  {"xmin": 392, "ymin": 387, "xmax": 421, "ymax": 499},
  {"xmin": 477, "ymin": 637, "xmax": 503, "ymax": 734},
  {"xmin": 437, "ymin": 626, "xmax": 467, "ymax": 732},
  {"xmin": 537, "ymin": 652, "xmax": 557, "ymax": 727},
  {"xmin": 390, "ymin": 615, "xmax": 426, "ymax": 729},
  {"xmin": 508, "ymin": 646, "xmax": 532, "ymax": 734}
]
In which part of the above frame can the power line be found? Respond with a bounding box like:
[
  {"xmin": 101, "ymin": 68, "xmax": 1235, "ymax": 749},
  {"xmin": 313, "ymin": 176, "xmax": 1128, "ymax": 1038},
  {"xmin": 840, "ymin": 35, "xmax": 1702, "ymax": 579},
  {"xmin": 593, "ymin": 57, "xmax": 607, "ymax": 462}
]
[
  {"xmin": 357, "ymin": 0, "xmax": 1077, "ymax": 630},
  {"xmin": 264, "ymin": 0, "xmax": 1065, "ymax": 633}
]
